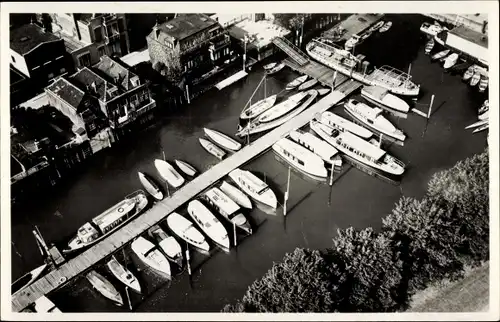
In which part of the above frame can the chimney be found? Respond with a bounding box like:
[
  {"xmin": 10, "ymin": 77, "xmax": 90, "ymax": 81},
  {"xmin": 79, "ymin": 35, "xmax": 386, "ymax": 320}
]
[
  {"xmin": 153, "ymin": 22, "xmax": 160, "ymax": 40},
  {"xmin": 91, "ymin": 82, "xmax": 97, "ymax": 93},
  {"xmin": 73, "ymin": 14, "xmax": 82, "ymax": 40}
]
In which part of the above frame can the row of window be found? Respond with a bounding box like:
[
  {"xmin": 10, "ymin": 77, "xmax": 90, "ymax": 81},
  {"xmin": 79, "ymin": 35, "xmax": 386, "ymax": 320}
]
[{"xmin": 93, "ymin": 18, "xmax": 126, "ymax": 43}]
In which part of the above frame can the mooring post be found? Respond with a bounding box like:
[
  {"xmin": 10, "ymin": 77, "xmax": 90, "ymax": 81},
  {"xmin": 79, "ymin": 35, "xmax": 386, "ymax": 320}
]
[
  {"xmin": 186, "ymin": 244, "xmax": 191, "ymax": 276},
  {"xmin": 329, "ymin": 163, "xmax": 334, "ymax": 186},
  {"xmin": 428, "ymin": 94, "xmax": 435, "ymax": 119},
  {"xmin": 233, "ymin": 222, "xmax": 237, "ymax": 247},
  {"xmin": 125, "ymin": 286, "xmax": 132, "ymax": 310},
  {"xmin": 284, "ymin": 167, "xmax": 291, "ymax": 216}
]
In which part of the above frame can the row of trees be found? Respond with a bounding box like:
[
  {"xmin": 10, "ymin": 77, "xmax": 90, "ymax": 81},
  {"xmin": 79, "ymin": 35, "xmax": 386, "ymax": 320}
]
[{"xmin": 223, "ymin": 149, "xmax": 489, "ymax": 312}]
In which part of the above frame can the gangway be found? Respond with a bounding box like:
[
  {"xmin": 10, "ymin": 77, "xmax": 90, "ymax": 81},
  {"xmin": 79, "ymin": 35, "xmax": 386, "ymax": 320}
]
[{"xmin": 272, "ymin": 37, "xmax": 310, "ymax": 67}]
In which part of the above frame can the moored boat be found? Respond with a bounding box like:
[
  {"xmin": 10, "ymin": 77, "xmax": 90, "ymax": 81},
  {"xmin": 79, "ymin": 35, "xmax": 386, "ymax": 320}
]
[
  {"xmin": 219, "ymin": 181, "xmax": 253, "ymax": 209},
  {"xmin": 263, "ymin": 62, "xmax": 277, "ymax": 70},
  {"xmin": 320, "ymin": 111, "xmax": 373, "ymax": 139},
  {"xmin": 204, "ymin": 128, "xmax": 242, "ymax": 151},
  {"xmin": 154, "ymin": 159, "xmax": 185, "ymax": 188},
  {"xmin": 344, "ymin": 99, "xmax": 406, "ymax": 141},
  {"xmin": 272, "ymin": 137, "xmax": 328, "ymax": 178},
  {"xmin": 12, "ymin": 264, "xmax": 48, "ymax": 295},
  {"xmin": 465, "ymin": 119, "xmax": 488, "ymax": 130},
  {"xmin": 369, "ymin": 21, "xmax": 385, "ymax": 33},
  {"xmin": 187, "ymin": 200, "xmax": 230, "ymax": 249},
  {"xmin": 64, "ymin": 191, "xmax": 148, "ymax": 254},
  {"xmin": 431, "ymin": 49, "xmax": 450, "ymax": 61},
  {"xmin": 240, "ymin": 95, "xmax": 278, "ymax": 120},
  {"xmin": 166, "ymin": 212, "xmax": 210, "ymax": 253},
  {"xmin": 33, "ymin": 296, "xmax": 61, "ymax": 313},
  {"xmin": 199, "ymin": 138, "xmax": 226, "ymax": 160},
  {"xmin": 289, "ymin": 130, "xmax": 342, "ymax": 168},
  {"xmin": 379, "ymin": 21, "xmax": 392, "ymax": 33},
  {"xmin": 345, "ymin": 34, "xmax": 361, "ymax": 50},
  {"xmin": 424, "ymin": 39, "xmax": 435, "ymax": 55},
  {"xmin": 86, "ymin": 270, "xmax": 123, "ymax": 306},
  {"xmin": 317, "ymin": 88, "xmax": 331, "ymax": 96},
  {"xmin": 420, "ymin": 21, "xmax": 443, "ymax": 37},
  {"xmin": 106, "ymin": 255, "xmax": 141, "ymax": 293},
  {"xmin": 310, "ymin": 120, "xmax": 405, "ymax": 177},
  {"xmin": 443, "ymin": 53, "xmax": 459, "ymax": 69},
  {"xmin": 470, "ymin": 71, "xmax": 481, "ymax": 87},
  {"xmin": 472, "ymin": 123, "xmax": 489, "ymax": 133},
  {"xmin": 138, "ymin": 172, "xmax": 163, "ymax": 201},
  {"xmin": 478, "ymin": 76, "xmax": 488, "ymax": 93},
  {"xmin": 463, "ymin": 66, "xmax": 475, "ymax": 81},
  {"xmin": 228, "ymin": 168, "xmax": 278, "ymax": 208},
  {"xmin": 148, "ymin": 224, "xmax": 183, "ymax": 267},
  {"xmin": 266, "ymin": 62, "xmax": 285, "ymax": 75},
  {"xmin": 175, "ymin": 160, "xmax": 197, "ymax": 177},
  {"xmin": 202, "ymin": 187, "xmax": 252, "ymax": 234},
  {"xmin": 131, "ymin": 236, "xmax": 171, "ymax": 277},
  {"xmin": 257, "ymin": 92, "xmax": 308, "ymax": 123},
  {"xmin": 298, "ymin": 78, "xmax": 318, "ymax": 91},
  {"xmin": 285, "ymin": 75, "xmax": 308, "ymax": 90},
  {"xmin": 478, "ymin": 100, "xmax": 489, "ymax": 115},
  {"xmin": 478, "ymin": 109, "xmax": 489, "ymax": 121},
  {"xmin": 361, "ymin": 85, "xmax": 410, "ymax": 113}
]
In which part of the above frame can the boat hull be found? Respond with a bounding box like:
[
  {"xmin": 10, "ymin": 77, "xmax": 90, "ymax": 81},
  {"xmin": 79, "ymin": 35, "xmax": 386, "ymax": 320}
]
[
  {"xmin": 166, "ymin": 213, "xmax": 210, "ymax": 253},
  {"xmin": 199, "ymin": 138, "xmax": 226, "ymax": 160},
  {"xmin": 204, "ymin": 128, "xmax": 241, "ymax": 151},
  {"xmin": 187, "ymin": 200, "xmax": 230, "ymax": 249},
  {"xmin": 106, "ymin": 256, "xmax": 141, "ymax": 293},
  {"xmin": 86, "ymin": 271, "xmax": 123, "ymax": 306},
  {"xmin": 320, "ymin": 111, "xmax": 373, "ymax": 139},
  {"xmin": 154, "ymin": 160, "xmax": 185, "ymax": 188},
  {"xmin": 228, "ymin": 169, "xmax": 278, "ymax": 209},
  {"xmin": 272, "ymin": 138, "xmax": 328, "ymax": 178},
  {"xmin": 131, "ymin": 237, "xmax": 171, "ymax": 277},
  {"xmin": 220, "ymin": 181, "xmax": 253, "ymax": 209},
  {"xmin": 175, "ymin": 160, "xmax": 197, "ymax": 177},
  {"xmin": 240, "ymin": 95, "xmax": 278, "ymax": 120},
  {"xmin": 138, "ymin": 172, "xmax": 163, "ymax": 201}
]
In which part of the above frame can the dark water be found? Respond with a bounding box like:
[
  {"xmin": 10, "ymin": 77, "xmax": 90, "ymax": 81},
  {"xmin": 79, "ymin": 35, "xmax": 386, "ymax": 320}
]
[{"xmin": 11, "ymin": 14, "xmax": 488, "ymax": 312}]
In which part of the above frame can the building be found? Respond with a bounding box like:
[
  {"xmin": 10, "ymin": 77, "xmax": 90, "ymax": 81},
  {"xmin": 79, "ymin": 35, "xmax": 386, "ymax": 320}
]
[
  {"xmin": 423, "ymin": 14, "xmax": 488, "ymax": 35},
  {"xmin": 10, "ymin": 23, "xmax": 70, "ymax": 84},
  {"xmin": 146, "ymin": 14, "xmax": 233, "ymax": 80},
  {"xmin": 443, "ymin": 25, "xmax": 488, "ymax": 67},
  {"xmin": 50, "ymin": 13, "xmax": 130, "ymax": 69},
  {"xmin": 46, "ymin": 55, "xmax": 156, "ymax": 133}
]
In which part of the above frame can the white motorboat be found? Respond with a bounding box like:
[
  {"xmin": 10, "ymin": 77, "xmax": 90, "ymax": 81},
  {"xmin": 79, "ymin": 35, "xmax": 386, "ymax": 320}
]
[
  {"xmin": 131, "ymin": 236, "xmax": 171, "ymax": 277},
  {"xmin": 320, "ymin": 111, "xmax": 373, "ymax": 139},
  {"xmin": 361, "ymin": 85, "xmax": 410, "ymax": 113},
  {"xmin": 154, "ymin": 159, "xmax": 185, "ymax": 188},
  {"xmin": 420, "ymin": 22, "xmax": 443, "ymax": 37},
  {"xmin": 443, "ymin": 53, "xmax": 459, "ymax": 70},
  {"xmin": 12, "ymin": 264, "xmax": 48, "ymax": 295},
  {"xmin": 298, "ymin": 78, "xmax": 318, "ymax": 91},
  {"xmin": 478, "ymin": 76, "xmax": 488, "ymax": 93},
  {"xmin": 236, "ymin": 90, "xmax": 318, "ymax": 137},
  {"xmin": 219, "ymin": 181, "xmax": 253, "ymax": 209},
  {"xmin": 369, "ymin": 21, "xmax": 385, "ymax": 33},
  {"xmin": 478, "ymin": 109, "xmax": 489, "ymax": 121},
  {"xmin": 345, "ymin": 99, "xmax": 406, "ymax": 141},
  {"xmin": 272, "ymin": 137, "xmax": 328, "ymax": 178},
  {"xmin": 431, "ymin": 49, "xmax": 450, "ymax": 61},
  {"xmin": 379, "ymin": 21, "xmax": 392, "ymax": 33},
  {"xmin": 424, "ymin": 39, "xmax": 435, "ymax": 55},
  {"xmin": 473, "ymin": 123, "xmax": 489, "ymax": 133},
  {"xmin": 138, "ymin": 172, "xmax": 163, "ymax": 201},
  {"xmin": 310, "ymin": 120, "xmax": 405, "ymax": 177},
  {"xmin": 289, "ymin": 130, "xmax": 342, "ymax": 168},
  {"xmin": 106, "ymin": 255, "xmax": 141, "ymax": 293},
  {"xmin": 204, "ymin": 128, "xmax": 242, "ymax": 151},
  {"xmin": 228, "ymin": 168, "xmax": 278, "ymax": 208},
  {"xmin": 463, "ymin": 66, "xmax": 475, "ymax": 81},
  {"xmin": 33, "ymin": 296, "xmax": 61, "ymax": 313},
  {"xmin": 465, "ymin": 119, "xmax": 488, "ymax": 130},
  {"xmin": 263, "ymin": 62, "xmax": 277, "ymax": 70},
  {"xmin": 285, "ymin": 75, "xmax": 308, "ymax": 90},
  {"xmin": 199, "ymin": 138, "xmax": 226, "ymax": 160},
  {"xmin": 470, "ymin": 71, "xmax": 481, "ymax": 87},
  {"xmin": 187, "ymin": 200, "xmax": 230, "ymax": 249},
  {"xmin": 148, "ymin": 224, "xmax": 183, "ymax": 267},
  {"xmin": 86, "ymin": 270, "xmax": 123, "ymax": 306},
  {"xmin": 240, "ymin": 95, "xmax": 278, "ymax": 120},
  {"xmin": 175, "ymin": 159, "xmax": 197, "ymax": 177},
  {"xmin": 266, "ymin": 62, "xmax": 285, "ymax": 75},
  {"xmin": 64, "ymin": 191, "xmax": 148, "ymax": 254},
  {"xmin": 257, "ymin": 92, "xmax": 308, "ymax": 123},
  {"xmin": 203, "ymin": 187, "xmax": 252, "ymax": 234},
  {"xmin": 317, "ymin": 88, "xmax": 331, "ymax": 96},
  {"xmin": 306, "ymin": 38, "xmax": 420, "ymax": 96},
  {"xmin": 479, "ymin": 100, "xmax": 489, "ymax": 115},
  {"xmin": 166, "ymin": 212, "xmax": 210, "ymax": 253}
]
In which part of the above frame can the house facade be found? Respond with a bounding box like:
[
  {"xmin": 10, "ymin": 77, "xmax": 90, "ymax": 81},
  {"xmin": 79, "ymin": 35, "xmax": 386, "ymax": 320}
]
[
  {"xmin": 50, "ymin": 13, "xmax": 130, "ymax": 69},
  {"xmin": 147, "ymin": 14, "xmax": 234, "ymax": 80}
]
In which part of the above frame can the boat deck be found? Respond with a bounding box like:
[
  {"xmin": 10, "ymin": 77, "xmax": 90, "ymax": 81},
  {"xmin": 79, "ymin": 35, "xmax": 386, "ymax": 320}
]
[
  {"xmin": 324, "ymin": 14, "xmax": 385, "ymax": 42},
  {"xmin": 215, "ymin": 70, "xmax": 249, "ymax": 90},
  {"xmin": 11, "ymin": 80, "xmax": 362, "ymax": 312},
  {"xmin": 365, "ymin": 66, "xmax": 414, "ymax": 88}
]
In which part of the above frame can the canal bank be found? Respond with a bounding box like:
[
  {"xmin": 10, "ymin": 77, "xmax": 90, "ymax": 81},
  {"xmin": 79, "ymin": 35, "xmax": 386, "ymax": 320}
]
[{"xmin": 10, "ymin": 14, "xmax": 488, "ymax": 312}]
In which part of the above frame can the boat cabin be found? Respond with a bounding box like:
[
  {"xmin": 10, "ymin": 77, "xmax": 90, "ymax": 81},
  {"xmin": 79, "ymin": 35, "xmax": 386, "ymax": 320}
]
[
  {"xmin": 239, "ymin": 172, "xmax": 269, "ymax": 195},
  {"xmin": 76, "ymin": 222, "xmax": 100, "ymax": 244},
  {"xmin": 92, "ymin": 199, "xmax": 136, "ymax": 234},
  {"xmin": 204, "ymin": 188, "xmax": 240, "ymax": 219},
  {"xmin": 336, "ymin": 132, "xmax": 386, "ymax": 163}
]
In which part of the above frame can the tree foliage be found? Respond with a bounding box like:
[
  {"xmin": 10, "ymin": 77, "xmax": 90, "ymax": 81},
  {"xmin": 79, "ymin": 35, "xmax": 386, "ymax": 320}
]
[{"xmin": 272, "ymin": 14, "xmax": 306, "ymax": 30}]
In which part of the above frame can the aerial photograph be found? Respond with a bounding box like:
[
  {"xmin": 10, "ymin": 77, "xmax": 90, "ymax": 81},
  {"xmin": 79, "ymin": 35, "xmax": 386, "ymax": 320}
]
[{"xmin": 3, "ymin": 4, "xmax": 495, "ymax": 317}]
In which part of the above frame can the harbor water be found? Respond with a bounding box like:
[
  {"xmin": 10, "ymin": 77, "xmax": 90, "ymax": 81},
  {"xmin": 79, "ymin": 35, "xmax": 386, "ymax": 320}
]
[{"xmin": 11, "ymin": 14, "xmax": 488, "ymax": 312}]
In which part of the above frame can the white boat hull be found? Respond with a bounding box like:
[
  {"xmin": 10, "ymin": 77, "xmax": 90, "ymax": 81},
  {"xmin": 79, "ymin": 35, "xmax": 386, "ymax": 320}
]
[
  {"xmin": 204, "ymin": 128, "xmax": 241, "ymax": 151},
  {"xmin": 220, "ymin": 181, "xmax": 253, "ymax": 209},
  {"xmin": 154, "ymin": 159, "xmax": 185, "ymax": 188},
  {"xmin": 187, "ymin": 200, "xmax": 230, "ymax": 249},
  {"xmin": 166, "ymin": 213, "xmax": 210, "ymax": 253},
  {"xmin": 240, "ymin": 95, "xmax": 278, "ymax": 120},
  {"xmin": 175, "ymin": 160, "xmax": 197, "ymax": 177},
  {"xmin": 106, "ymin": 256, "xmax": 141, "ymax": 293},
  {"xmin": 273, "ymin": 138, "xmax": 328, "ymax": 178},
  {"xmin": 131, "ymin": 237, "xmax": 171, "ymax": 277},
  {"xmin": 320, "ymin": 111, "xmax": 373, "ymax": 139},
  {"xmin": 199, "ymin": 138, "xmax": 226, "ymax": 160},
  {"xmin": 361, "ymin": 86, "xmax": 410, "ymax": 113},
  {"xmin": 228, "ymin": 169, "xmax": 278, "ymax": 209},
  {"xmin": 86, "ymin": 271, "xmax": 123, "ymax": 306},
  {"xmin": 138, "ymin": 172, "xmax": 163, "ymax": 201}
]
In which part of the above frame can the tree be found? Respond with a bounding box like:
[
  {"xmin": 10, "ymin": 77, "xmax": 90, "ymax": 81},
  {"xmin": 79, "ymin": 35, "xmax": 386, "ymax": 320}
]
[
  {"xmin": 163, "ymin": 49, "xmax": 183, "ymax": 86},
  {"xmin": 272, "ymin": 14, "xmax": 306, "ymax": 30}
]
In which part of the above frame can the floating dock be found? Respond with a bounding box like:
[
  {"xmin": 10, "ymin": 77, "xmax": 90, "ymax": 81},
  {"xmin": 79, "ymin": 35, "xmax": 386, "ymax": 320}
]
[
  {"xmin": 324, "ymin": 13, "xmax": 385, "ymax": 42},
  {"xmin": 215, "ymin": 70, "xmax": 248, "ymax": 90},
  {"xmin": 11, "ymin": 78, "xmax": 363, "ymax": 312}
]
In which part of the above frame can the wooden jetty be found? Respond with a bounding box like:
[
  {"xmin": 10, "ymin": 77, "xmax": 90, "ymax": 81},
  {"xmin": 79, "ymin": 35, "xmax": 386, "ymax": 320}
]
[{"xmin": 11, "ymin": 79, "xmax": 361, "ymax": 312}]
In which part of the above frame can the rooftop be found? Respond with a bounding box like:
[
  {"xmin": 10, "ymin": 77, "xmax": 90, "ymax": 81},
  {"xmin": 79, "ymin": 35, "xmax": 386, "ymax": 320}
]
[
  {"xmin": 229, "ymin": 18, "xmax": 291, "ymax": 49},
  {"xmin": 72, "ymin": 67, "xmax": 118, "ymax": 102},
  {"xmin": 46, "ymin": 78, "xmax": 85, "ymax": 109},
  {"xmin": 449, "ymin": 24, "xmax": 488, "ymax": 49},
  {"xmin": 157, "ymin": 14, "xmax": 219, "ymax": 41},
  {"xmin": 10, "ymin": 23, "xmax": 61, "ymax": 55},
  {"xmin": 94, "ymin": 56, "xmax": 140, "ymax": 91},
  {"xmin": 56, "ymin": 31, "xmax": 89, "ymax": 53}
]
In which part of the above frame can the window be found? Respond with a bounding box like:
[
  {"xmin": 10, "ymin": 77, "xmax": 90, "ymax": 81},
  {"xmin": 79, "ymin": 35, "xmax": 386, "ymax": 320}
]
[
  {"xmin": 11, "ymin": 56, "xmax": 16, "ymax": 63},
  {"xmin": 88, "ymin": 123, "xmax": 96, "ymax": 131},
  {"xmin": 98, "ymin": 46, "xmax": 106, "ymax": 57},
  {"xmin": 78, "ymin": 52, "xmax": 91, "ymax": 67},
  {"xmin": 94, "ymin": 26, "xmax": 102, "ymax": 42}
]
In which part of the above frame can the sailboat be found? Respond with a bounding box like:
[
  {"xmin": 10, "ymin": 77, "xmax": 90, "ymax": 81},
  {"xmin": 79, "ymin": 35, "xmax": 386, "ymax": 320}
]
[
  {"xmin": 285, "ymin": 75, "xmax": 308, "ymax": 90},
  {"xmin": 257, "ymin": 92, "xmax": 308, "ymax": 123},
  {"xmin": 86, "ymin": 270, "xmax": 123, "ymax": 306},
  {"xmin": 138, "ymin": 172, "xmax": 163, "ymax": 201},
  {"xmin": 106, "ymin": 256, "xmax": 141, "ymax": 293},
  {"xmin": 240, "ymin": 74, "xmax": 277, "ymax": 120}
]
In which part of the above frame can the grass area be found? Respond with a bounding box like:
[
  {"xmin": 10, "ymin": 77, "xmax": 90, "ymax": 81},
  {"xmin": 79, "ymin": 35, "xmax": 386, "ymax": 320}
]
[{"xmin": 408, "ymin": 262, "xmax": 489, "ymax": 312}]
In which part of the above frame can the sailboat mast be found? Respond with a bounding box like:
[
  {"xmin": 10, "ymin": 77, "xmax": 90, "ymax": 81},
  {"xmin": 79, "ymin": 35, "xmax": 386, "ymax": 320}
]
[{"xmin": 242, "ymin": 75, "xmax": 267, "ymax": 111}]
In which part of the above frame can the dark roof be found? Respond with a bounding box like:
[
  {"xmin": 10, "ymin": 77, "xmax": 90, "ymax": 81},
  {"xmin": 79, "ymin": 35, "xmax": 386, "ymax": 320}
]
[
  {"xmin": 10, "ymin": 24, "xmax": 61, "ymax": 55},
  {"xmin": 46, "ymin": 78, "xmax": 86, "ymax": 109},
  {"xmin": 77, "ymin": 13, "xmax": 104, "ymax": 24},
  {"xmin": 449, "ymin": 25, "xmax": 488, "ymax": 49},
  {"xmin": 94, "ymin": 56, "xmax": 140, "ymax": 91},
  {"xmin": 156, "ymin": 14, "xmax": 219, "ymax": 41},
  {"xmin": 71, "ymin": 67, "xmax": 118, "ymax": 102}
]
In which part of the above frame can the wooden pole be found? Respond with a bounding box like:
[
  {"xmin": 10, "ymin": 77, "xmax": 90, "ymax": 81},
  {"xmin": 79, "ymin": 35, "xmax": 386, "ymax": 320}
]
[
  {"xmin": 185, "ymin": 242, "xmax": 191, "ymax": 276},
  {"xmin": 329, "ymin": 163, "xmax": 334, "ymax": 186},
  {"xmin": 233, "ymin": 222, "xmax": 237, "ymax": 247},
  {"xmin": 378, "ymin": 133, "xmax": 383, "ymax": 148},
  {"xmin": 166, "ymin": 183, "xmax": 170, "ymax": 198},
  {"xmin": 162, "ymin": 150, "xmax": 166, "ymax": 161},
  {"xmin": 125, "ymin": 286, "xmax": 132, "ymax": 310},
  {"xmin": 428, "ymin": 94, "xmax": 435, "ymax": 119},
  {"xmin": 185, "ymin": 85, "xmax": 190, "ymax": 104},
  {"xmin": 284, "ymin": 167, "xmax": 290, "ymax": 216}
]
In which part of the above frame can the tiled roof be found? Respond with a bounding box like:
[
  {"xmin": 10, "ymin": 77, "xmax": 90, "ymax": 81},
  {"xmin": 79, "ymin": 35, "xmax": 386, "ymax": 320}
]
[
  {"xmin": 46, "ymin": 77, "xmax": 85, "ymax": 109},
  {"xmin": 71, "ymin": 67, "xmax": 118, "ymax": 102},
  {"xmin": 10, "ymin": 24, "xmax": 61, "ymax": 55},
  {"xmin": 151, "ymin": 14, "xmax": 219, "ymax": 42},
  {"xmin": 95, "ymin": 56, "xmax": 140, "ymax": 91}
]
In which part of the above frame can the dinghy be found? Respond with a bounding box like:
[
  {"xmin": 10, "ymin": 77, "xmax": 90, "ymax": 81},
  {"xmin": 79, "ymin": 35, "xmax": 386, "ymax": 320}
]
[
  {"xmin": 379, "ymin": 21, "xmax": 392, "ymax": 33},
  {"xmin": 86, "ymin": 270, "xmax": 123, "ymax": 306},
  {"xmin": 263, "ymin": 62, "xmax": 277, "ymax": 70},
  {"xmin": 465, "ymin": 119, "xmax": 488, "ymax": 130},
  {"xmin": 463, "ymin": 66, "xmax": 475, "ymax": 81},
  {"xmin": 470, "ymin": 71, "xmax": 481, "ymax": 87},
  {"xmin": 443, "ymin": 53, "xmax": 459, "ymax": 70},
  {"xmin": 317, "ymin": 88, "xmax": 331, "ymax": 96},
  {"xmin": 298, "ymin": 78, "xmax": 319, "ymax": 91},
  {"xmin": 154, "ymin": 159, "xmax": 185, "ymax": 188},
  {"xmin": 219, "ymin": 180, "xmax": 253, "ymax": 209},
  {"xmin": 138, "ymin": 172, "xmax": 163, "ymax": 200},
  {"xmin": 175, "ymin": 160, "xmax": 197, "ymax": 177},
  {"xmin": 424, "ymin": 39, "xmax": 435, "ymax": 54},
  {"xmin": 285, "ymin": 75, "xmax": 308, "ymax": 90},
  {"xmin": 431, "ymin": 49, "xmax": 450, "ymax": 61},
  {"xmin": 478, "ymin": 76, "xmax": 488, "ymax": 93},
  {"xmin": 472, "ymin": 123, "xmax": 489, "ymax": 133},
  {"xmin": 240, "ymin": 95, "xmax": 278, "ymax": 120},
  {"xmin": 204, "ymin": 128, "xmax": 242, "ymax": 151},
  {"xmin": 106, "ymin": 256, "xmax": 141, "ymax": 293},
  {"xmin": 266, "ymin": 62, "xmax": 285, "ymax": 75},
  {"xmin": 199, "ymin": 138, "xmax": 226, "ymax": 160}
]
